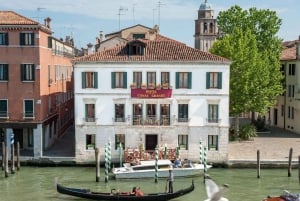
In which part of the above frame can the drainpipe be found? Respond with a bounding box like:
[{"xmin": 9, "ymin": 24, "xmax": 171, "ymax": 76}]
[{"xmin": 284, "ymin": 61, "xmax": 287, "ymax": 129}]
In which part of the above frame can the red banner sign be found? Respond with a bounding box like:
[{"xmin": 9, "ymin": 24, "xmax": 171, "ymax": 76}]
[{"xmin": 131, "ymin": 89, "xmax": 172, "ymax": 98}]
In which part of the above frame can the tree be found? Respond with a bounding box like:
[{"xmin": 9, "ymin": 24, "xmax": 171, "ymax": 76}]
[{"xmin": 210, "ymin": 6, "xmax": 283, "ymax": 135}]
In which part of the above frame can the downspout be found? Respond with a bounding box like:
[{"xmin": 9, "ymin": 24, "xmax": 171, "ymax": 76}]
[{"xmin": 284, "ymin": 61, "xmax": 287, "ymax": 129}]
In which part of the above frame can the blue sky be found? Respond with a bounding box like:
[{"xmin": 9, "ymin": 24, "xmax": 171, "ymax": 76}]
[{"xmin": 2, "ymin": 0, "xmax": 300, "ymax": 48}]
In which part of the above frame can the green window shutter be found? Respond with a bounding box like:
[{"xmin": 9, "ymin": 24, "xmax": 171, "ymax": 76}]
[
  {"xmin": 5, "ymin": 33, "xmax": 8, "ymax": 45},
  {"xmin": 85, "ymin": 104, "xmax": 88, "ymax": 118},
  {"xmin": 216, "ymin": 136, "xmax": 219, "ymax": 150},
  {"xmin": 216, "ymin": 105, "xmax": 219, "ymax": 120},
  {"xmin": 20, "ymin": 33, "xmax": 23, "ymax": 45},
  {"xmin": 25, "ymin": 100, "xmax": 33, "ymax": 113},
  {"xmin": 206, "ymin": 72, "xmax": 210, "ymax": 89},
  {"xmin": 217, "ymin": 72, "xmax": 222, "ymax": 89},
  {"xmin": 20, "ymin": 64, "xmax": 24, "ymax": 81},
  {"xmin": 48, "ymin": 36, "xmax": 52, "ymax": 48},
  {"xmin": 31, "ymin": 33, "xmax": 34, "ymax": 45},
  {"xmin": 175, "ymin": 72, "xmax": 179, "ymax": 89},
  {"xmin": 185, "ymin": 104, "xmax": 189, "ymax": 118},
  {"xmin": 94, "ymin": 72, "xmax": 98, "ymax": 88},
  {"xmin": 178, "ymin": 105, "xmax": 181, "ymax": 118},
  {"xmin": 123, "ymin": 72, "xmax": 127, "ymax": 89},
  {"xmin": 111, "ymin": 72, "xmax": 116, "ymax": 88},
  {"xmin": 186, "ymin": 135, "xmax": 189, "ymax": 150},
  {"xmin": 188, "ymin": 72, "xmax": 192, "ymax": 89},
  {"xmin": 208, "ymin": 104, "xmax": 211, "ymax": 120},
  {"xmin": 32, "ymin": 65, "xmax": 35, "ymax": 81},
  {"xmin": 4, "ymin": 64, "xmax": 8, "ymax": 80},
  {"xmin": 82, "ymin": 72, "xmax": 86, "ymax": 88}
]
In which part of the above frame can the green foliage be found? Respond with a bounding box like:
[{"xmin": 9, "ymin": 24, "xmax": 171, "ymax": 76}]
[
  {"xmin": 239, "ymin": 124, "xmax": 257, "ymax": 140},
  {"xmin": 211, "ymin": 6, "xmax": 284, "ymax": 117}
]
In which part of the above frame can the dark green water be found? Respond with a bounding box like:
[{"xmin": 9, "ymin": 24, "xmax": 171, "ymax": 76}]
[{"xmin": 0, "ymin": 167, "xmax": 299, "ymax": 201}]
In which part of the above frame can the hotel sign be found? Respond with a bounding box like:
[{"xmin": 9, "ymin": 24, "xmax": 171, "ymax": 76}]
[{"xmin": 131, "ymin": 89, "xmax": 172, "ymax": 98}]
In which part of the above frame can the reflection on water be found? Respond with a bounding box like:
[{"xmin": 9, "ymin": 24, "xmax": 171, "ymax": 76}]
[{"xmin": 0, "ymin": 167, "xmax": 300, "ymax": 201}]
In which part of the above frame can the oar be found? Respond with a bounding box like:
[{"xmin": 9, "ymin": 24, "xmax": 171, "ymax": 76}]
[{"xmin": 165, "ymin": 179, "xmax": 168, "ymax": 193}]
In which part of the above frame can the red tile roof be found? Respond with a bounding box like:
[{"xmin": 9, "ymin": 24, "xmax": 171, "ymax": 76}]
[
  {"xmin": 74, "ymin": 34, "xmax": 230, "ymax": 64},
  {"xmin": 281, "ymin": 46, "xmax": 296, "ymax": 61},
  {"xmin": 0, "ymin": 11, "xmax": 38, "ymax": 25}
]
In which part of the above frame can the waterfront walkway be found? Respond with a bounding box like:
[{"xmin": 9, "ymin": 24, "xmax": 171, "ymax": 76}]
[{"xmin": 43, "ymin": 125, "xmax": 300, "ymax": 166}]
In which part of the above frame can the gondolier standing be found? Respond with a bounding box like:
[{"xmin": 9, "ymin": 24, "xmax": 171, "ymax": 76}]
[{"xmin": 168, "ymin": 166, "xmax": 174, "ymax": 193}]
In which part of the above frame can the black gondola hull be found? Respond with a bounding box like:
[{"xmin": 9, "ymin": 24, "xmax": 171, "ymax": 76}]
[{"xmin": 57, "ymin": 181, "xmax": 194, "ymax": 201}]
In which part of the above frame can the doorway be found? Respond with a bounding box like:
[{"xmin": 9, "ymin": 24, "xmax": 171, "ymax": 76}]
[
  {"xmin": 145, "ymin": 134, "xmax": 157, "ymax": 152},
  {"xmin": 273, "ymin": 108, "xmax": 278, "ymax": 126}
]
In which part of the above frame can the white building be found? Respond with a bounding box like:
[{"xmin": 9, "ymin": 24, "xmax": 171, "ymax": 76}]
[{"xmin": 73, "ymin": 25, "xmax": 231, "ymax": 163}]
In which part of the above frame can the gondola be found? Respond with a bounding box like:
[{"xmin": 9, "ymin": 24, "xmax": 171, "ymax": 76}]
[{"xmin": 57, "ymin": 180, "xmax": 194, "ymax": 201}]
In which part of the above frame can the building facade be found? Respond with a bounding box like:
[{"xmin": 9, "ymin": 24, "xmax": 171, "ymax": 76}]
[
  {"xmin": 74, "ymin": 25, "xmax": 231, "ymax": 163},
  {"xmin": 269, "ymin": 39, "xmax": 300, "ymax": 134},
  {"xmin": 0, "ymin": 11, "xmax": 75, "ymax": 158},
  {"xmin": 194, "ymin": 0, "xmax": 218, "ymax": 52}
]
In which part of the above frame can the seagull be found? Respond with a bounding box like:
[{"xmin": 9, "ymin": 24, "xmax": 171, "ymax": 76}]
[{"xmin": 204, "ymin": 175, "xmax": 229, "ymax": 201}]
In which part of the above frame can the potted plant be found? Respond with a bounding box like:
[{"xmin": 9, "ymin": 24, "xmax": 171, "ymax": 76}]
[
  {"xmin": 141, "ymin": 83, "xmax": 147, "ymax": 89},
  {"xmin": 148, "ymin": 83, "xmax": 155, "ymax": 89},
  {"xmin": 156, "ymin": 83, "xmax": 161, "ymax": 90},
  {"xmin": 130, "ymin": 82, "xmax": 136, "ymax": 89},
  {"xmin": 162, "ymin": 83, "xmax": 169, "ymax": 89}
]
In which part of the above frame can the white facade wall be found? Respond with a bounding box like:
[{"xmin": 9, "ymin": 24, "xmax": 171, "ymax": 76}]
[{"xmin": 74, "ymin": 62, "xmax": 230, "ymax": 163}]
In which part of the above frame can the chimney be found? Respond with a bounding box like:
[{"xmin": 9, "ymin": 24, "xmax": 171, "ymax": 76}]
[
  {"xmin": 99, "ymin": 31, "xmax": 104, "ymax": 42},
  {"xmin": 44, "ymin": 17, "xmax": 51, "ymax": 28},
  {"xmin": 296, "ymin": 41, "xmax": 300, "ymax": 60},
  {"xmin": 87, "ymin": 43, "xmax": 94, "ymax": 55}
]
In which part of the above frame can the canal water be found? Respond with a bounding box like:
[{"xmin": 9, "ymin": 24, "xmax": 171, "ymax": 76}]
[{"xmin": 0, "ymin": 167, "xmax": 299, "ymax": 201}]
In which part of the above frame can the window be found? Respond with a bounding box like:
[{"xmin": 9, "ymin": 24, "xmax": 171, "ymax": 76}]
[
  {"xmin": 115, "ymin": 134, "xmax": 125, "ymax": 150},
  {"xmin": 147, "ymin": 72, "xmax": 156, "ymax": 88},
  {"xmin": 133, "ymin": 104, "xmax": 143, "ymax": 125},
  {"xmin": 281, "ymin": 105, "xmax": 284, "ymax": 117},
  {"xmin": 115, "ymin": 104, "xmax": 125, "ymax": 122},
  {"xmin": 21, "ymin": 64, "xmax": 35, "ymax": 81},
  {"xmin": 178, "ymin": 104, "xmax": 188, "ymax": 122},
  {"xmin": 82, "ymin": 72, "xmax": 98, "ymax": 88},
  {"xmin": 128, "ymin": 42, "xmax": 144, "ymax": 55},
  {"xmin": 288, "ymin": 64, "xmax": 296, "ymax": 76},
  {"xmin": 86, "ymin": 134, "xmax": 95, "ymax": 150},
  {"xmin": 20, "ymin": 32, "xmax": 34, "ymax": 46},
  {"xmin": 85, "ymin": 104, "xmax": 95, "ymax": 122},
  {"xmin": 27, "ymin": 128, "xmax": 33, "ymax": 147},
  {"xmin": 206, "ymin": 72, "xmax": 222, "ymax": 89},
  {"xmin": 288, "ymin": 85, "xmax": 295, "ymax": 97},
  {"xmin": 133, "ymin": 34, "xmax": 145, "ymax": 39},
  {"xmin": 111, "ymin": 72, "xmax": 127, "ymax": 88},
  {"xmin": 0, "ymin": 99, "xmax": 8, "ymax": 118},
  {"xmin": 161, "ymin": 72, "xmax": 170, "ymax": 88},
  {"xmin": 160, "ymin": 104, "xmax": 170, "ymax": 125},
  {"xmin": 133, "ymin": 72, "xmax": 142, "ymax": 88},
  {"xmin": 0, "ymin": 33, "xmax": 8, "ymax": 45},
  {"xmin": 176, "ymin": 72, "xmax": 192, "ymax": 89},
  {"xmin": 208, "ymin": 104, "xmax": 219, "ymax": 123},
  {"xmin": 24, "ymin": 99, "xmax": 34, "ymax": 118},
  {"xmin": 178, "ymin": 135, "xmax": 188, "ymax": 150},
  {"xmin": 208, "ymin": 135, "xmax": 218, "ymax": 150},
  {"xmin": 0, "ymin": 64, "xmax": 8, "ymax": 81}
]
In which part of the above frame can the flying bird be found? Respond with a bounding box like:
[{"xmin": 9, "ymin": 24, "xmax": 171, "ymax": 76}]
[{"xmin": 204, "ymin": 175, "xmax": 229, "ymax": 201}]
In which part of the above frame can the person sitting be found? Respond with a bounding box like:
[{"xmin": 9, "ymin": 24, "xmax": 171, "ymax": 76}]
[
  {"xmin": 131, "ymin": 187, "xmax": 144, "ymax": 196},
  {"xmin": 131, "ymin": 187, "xmax": 137, "ymax": 195},
  {"xmin": 173, "ymin": 158, "xmax": 181, "ymax": 168}
]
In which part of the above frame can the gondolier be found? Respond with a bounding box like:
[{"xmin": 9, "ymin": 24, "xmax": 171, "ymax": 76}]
[{"xmin": 168, "ymin": 166, "xmax": 174, "ymax": 193}]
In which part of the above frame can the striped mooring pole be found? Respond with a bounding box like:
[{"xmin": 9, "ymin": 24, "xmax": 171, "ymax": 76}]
[
  {"xmin": 199, "ymin": 140, "xmax": 203, "ymax": 165},
  {"xmin": 107, "ymin": 140, "xmax": 111, "ymax": 172},
  {"xmin": 155, "ymin": 145, "xmax": 158, "ymax": 183},
  {"xmin": 104, "ymin": 143, "xmax": 109, "ymax": 182},
  {"xmin": 203, "ymin": 145, "xmax": 207, "ymax": 175}
]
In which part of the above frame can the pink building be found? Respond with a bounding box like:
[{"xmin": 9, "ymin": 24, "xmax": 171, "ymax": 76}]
[{"xmin": 0, "ymin": 11, "xmax": 75, "ymax": 158}]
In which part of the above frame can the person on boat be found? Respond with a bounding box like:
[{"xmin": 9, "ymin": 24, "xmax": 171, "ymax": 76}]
[
  {"xmin": 173, "ymin": 158, "xmax": 181, "ymax": 168},
  {"xmin": 167, "ymin": 166, "xmax": 174, "ymax": 193},
  {"xmin": 131, "ymin": 187, "xmax": 144, "ymax": 196}
]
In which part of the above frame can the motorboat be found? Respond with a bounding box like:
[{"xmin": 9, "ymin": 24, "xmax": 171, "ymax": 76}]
[{"xmin": 112, "ymin": 159, "xmax": 211, "ymax": 179}]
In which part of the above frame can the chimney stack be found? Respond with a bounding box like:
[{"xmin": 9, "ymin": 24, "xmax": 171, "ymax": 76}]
[
  {"xmin": 87, "ymin": 43, "xmax": 94, "ymax": 55},
  {"xmin": 99, "ymin": 31, "xmax": 104, "ymax": 42},
  {"xmin": 44, "ymin": 17, "xmax": 51, "ymax": 28}
]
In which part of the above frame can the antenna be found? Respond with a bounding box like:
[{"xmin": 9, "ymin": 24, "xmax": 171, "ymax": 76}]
[
  {"xmin": 36, "ymin": 7, "xmax": 46, "ymax": 23},
  {"xmin": 152, "ymin": 8, "xmax": 157, "ymax": 27},
  {"xmin": 157, "ymin": 1, "xmax": 165, "ymax": 28},
  {"xmin": 132, "ymin": 3, "xmax": 137, "ymax": 25},
  {"xmin": 118, "ymin": 6, "xmax": 128, "ymax": 30}
]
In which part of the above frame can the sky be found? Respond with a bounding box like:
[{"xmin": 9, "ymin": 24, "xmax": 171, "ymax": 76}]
[{"xmin": 2, "ymin": 0, "xmax": 300, "ymax": 48}]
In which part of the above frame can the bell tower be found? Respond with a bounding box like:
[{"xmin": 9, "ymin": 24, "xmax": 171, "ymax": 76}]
[{"xmin": 194, "ymin": 0, "xmax": 218, "ymax": 52}]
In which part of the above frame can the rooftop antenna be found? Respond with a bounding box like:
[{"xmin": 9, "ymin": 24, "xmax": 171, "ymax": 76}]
[
  {"xmin": 132, "ymin": 3, "xmax": 137, "ymax": 25},
  {"xmin": 157, "ymin": 1, "xmax": 165, "ymax": 28},
  {"xmin": 118, "ymin": 6, "xmax": 128, "ymax": 30},
  {"xmin": 36, "ymin": 7, "xmax": 46, "ymax": 23},
  {"xmin": 152, "ymin": 8, "xmax": 157, "ymax": 27}
]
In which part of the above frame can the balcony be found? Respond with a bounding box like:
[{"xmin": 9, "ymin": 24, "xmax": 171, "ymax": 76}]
[
  {"xmin": 132, "ymin": 115, "xmax": 171, "ymax": 126},
  {"xmin": 207, "ymin": 118, "xmax": 221, "ymax": 124},
  {"xmin": 131, "ymin": 88, "xmax": 172, "ymax": 98},
  {"xmin": 83, "ymin": 117, "xmax": 97, "ymax": 122}
]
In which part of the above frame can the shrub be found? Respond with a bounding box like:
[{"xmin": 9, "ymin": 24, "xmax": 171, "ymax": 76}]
[{"xmin": 239, "ymin": 124, "xmax": 257, "ymax": 140}]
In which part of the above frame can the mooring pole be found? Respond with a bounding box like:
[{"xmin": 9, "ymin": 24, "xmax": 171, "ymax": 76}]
[
  {"xmin": 17, "ymin": 142, "xmax": 20, "ymax": 170},
  {"xmin": 257, "ymin": 150, "xmax": 260, "ymax": 179},
  {"xmin": 95, "ymin": 148, "xmax": 100, "ymax": 182},
  {"xmin": 288, "ymin": 147, "xmax": 293, "ymax": 177}
]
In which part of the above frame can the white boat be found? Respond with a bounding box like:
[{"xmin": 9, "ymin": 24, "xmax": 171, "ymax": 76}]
[{"xmin": 112, "ymin": 159, "xmax": 212, "ymax": 179}]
